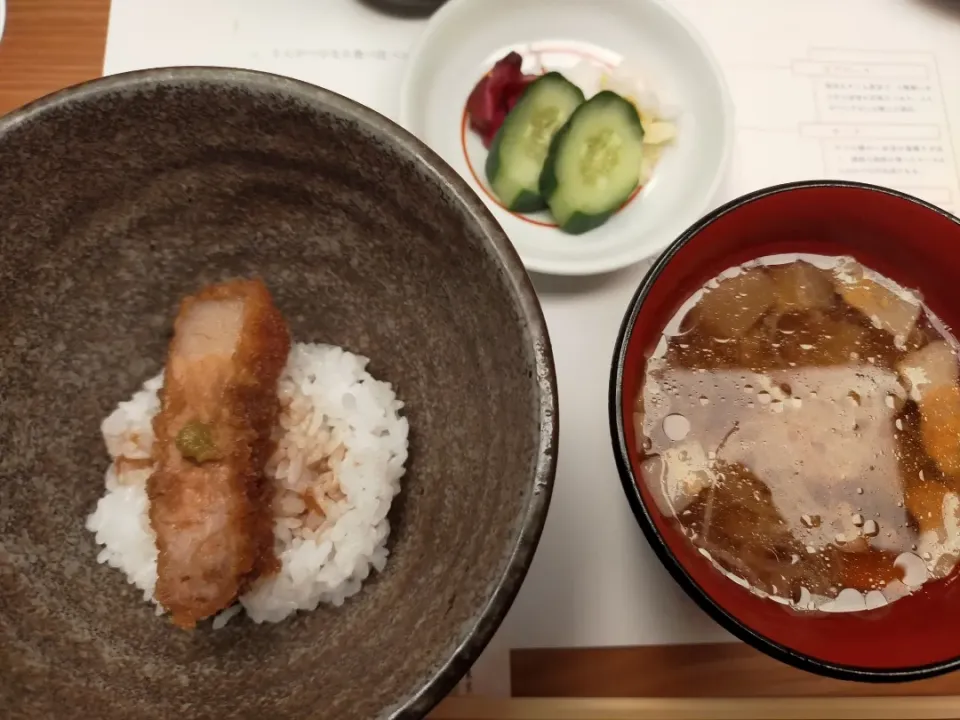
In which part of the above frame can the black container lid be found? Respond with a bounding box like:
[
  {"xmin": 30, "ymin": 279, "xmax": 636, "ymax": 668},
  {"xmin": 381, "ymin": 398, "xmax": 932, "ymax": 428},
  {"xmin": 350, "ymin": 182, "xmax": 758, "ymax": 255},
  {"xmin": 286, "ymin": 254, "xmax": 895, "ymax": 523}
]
[{"xmin": 360, "ymin": 0, "xmax": 448, "ymax": 18}]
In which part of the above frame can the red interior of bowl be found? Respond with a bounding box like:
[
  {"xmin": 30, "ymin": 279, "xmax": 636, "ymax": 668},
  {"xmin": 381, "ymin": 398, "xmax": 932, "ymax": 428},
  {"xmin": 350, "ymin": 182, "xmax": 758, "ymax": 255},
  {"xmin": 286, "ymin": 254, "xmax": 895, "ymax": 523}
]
[{"xmin": 620, "ymin": 184, "xmax": 960, "ymax": 672}]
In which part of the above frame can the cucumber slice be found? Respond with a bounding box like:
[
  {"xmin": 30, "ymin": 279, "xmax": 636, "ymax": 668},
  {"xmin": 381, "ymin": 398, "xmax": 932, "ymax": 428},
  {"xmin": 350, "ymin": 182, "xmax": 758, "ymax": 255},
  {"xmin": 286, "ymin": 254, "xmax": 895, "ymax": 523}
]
[
  {"xmin": 539, "ymin": 91, "xmax": 646, "ymax": 235},
  {"xmin": 485, "ymin": 72, "xmax": 585, "ymax": 213}
]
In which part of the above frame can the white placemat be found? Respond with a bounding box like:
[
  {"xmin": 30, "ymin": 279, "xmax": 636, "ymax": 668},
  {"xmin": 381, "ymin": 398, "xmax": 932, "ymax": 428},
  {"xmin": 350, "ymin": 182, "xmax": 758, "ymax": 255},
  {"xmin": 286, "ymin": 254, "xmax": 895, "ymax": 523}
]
[{"xmin": 102, "ymin": 0, "xmax": 960, "ymax": 691}]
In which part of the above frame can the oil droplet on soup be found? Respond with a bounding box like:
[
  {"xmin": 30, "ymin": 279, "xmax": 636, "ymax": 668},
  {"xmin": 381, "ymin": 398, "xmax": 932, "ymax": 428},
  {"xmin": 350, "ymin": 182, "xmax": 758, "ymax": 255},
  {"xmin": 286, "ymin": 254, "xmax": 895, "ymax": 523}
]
[{"xmin": 637, "ymin": 255, "xmax": 960, "ymax": 612}]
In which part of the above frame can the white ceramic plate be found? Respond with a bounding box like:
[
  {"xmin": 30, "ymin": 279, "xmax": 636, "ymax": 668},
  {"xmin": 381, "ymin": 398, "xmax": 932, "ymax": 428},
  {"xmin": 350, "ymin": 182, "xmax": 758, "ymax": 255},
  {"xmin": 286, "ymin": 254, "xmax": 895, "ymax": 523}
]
[
  {"xmin": 0, "ymin": 0, "xmax": 6, "ymax": 47},
  {"xmin": 399, "ymin": 0, "xmax": 734, "ymax": 276}
]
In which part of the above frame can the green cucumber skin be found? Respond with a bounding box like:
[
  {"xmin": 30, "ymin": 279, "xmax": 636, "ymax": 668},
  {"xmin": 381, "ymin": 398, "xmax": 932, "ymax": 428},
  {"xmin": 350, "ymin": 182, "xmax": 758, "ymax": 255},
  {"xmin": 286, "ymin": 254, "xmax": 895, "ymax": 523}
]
[
  {"xmin": 539, "ymin": 90, "xmax": 645, "ymax": 234},
  {"xmin": 556, "ymin": 201, "xmax": 628, "ymax": 235},
  {"xmin": 484, "ymin": 72, "xmax": 585, "ymax": 212},
  {"xmin": 510, "ymin": 189, "xmax": 549, "ymax": 214},
  {"xmin": 484, "ymin": 129, "xmax": 548, "ymax": 212}
]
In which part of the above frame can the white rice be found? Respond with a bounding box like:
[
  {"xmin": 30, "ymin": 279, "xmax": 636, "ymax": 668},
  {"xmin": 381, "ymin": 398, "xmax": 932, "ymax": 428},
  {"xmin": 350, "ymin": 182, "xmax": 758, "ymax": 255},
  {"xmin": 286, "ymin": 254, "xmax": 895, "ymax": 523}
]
[{"xmin": 85, "ymin": 343, "xmax": 408, "ymax": 626}]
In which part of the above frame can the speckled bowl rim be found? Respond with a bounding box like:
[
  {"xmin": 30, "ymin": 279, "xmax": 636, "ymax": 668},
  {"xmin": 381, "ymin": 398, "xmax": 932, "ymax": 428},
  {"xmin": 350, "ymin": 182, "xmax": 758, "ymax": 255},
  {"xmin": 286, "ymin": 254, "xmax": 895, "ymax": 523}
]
[
  {"xmin": 0, "ymin": 66, "xmax": 559, "ymax": 719},
  {"xmin": 609, "ymin": 179, "xmax": 960, "ymax": 683}
]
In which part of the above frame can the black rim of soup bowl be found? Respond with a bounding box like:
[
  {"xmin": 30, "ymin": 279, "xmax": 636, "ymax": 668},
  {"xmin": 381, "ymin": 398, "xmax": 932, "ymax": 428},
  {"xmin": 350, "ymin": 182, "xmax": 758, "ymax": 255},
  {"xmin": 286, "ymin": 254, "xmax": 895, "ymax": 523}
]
[{"xmin": 609, "ymin": 179, "xmax": 960, "ymax": 682}]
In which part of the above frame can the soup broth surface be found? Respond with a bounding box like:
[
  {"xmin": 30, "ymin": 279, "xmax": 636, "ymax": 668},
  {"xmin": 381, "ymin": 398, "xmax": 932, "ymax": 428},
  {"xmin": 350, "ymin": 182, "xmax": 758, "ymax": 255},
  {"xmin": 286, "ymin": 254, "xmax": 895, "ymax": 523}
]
[{"xmin": 636, "ymin": 255, "xmax": 960, "ymax": 611}]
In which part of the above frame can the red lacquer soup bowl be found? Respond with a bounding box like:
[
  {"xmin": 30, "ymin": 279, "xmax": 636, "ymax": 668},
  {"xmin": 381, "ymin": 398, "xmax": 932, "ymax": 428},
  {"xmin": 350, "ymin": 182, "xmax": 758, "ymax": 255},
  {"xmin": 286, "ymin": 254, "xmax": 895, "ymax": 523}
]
[{"xmin": 610, "ymin": 180, "xmax": 960, "ymax": 681}]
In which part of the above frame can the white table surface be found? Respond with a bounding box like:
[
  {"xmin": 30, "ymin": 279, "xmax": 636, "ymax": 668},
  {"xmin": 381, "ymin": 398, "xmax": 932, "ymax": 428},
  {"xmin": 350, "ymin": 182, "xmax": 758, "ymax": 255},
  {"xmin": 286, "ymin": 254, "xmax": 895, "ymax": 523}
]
[{"xmin": 101, "ymin": 0, "xmax": 960, "ymax": 676}]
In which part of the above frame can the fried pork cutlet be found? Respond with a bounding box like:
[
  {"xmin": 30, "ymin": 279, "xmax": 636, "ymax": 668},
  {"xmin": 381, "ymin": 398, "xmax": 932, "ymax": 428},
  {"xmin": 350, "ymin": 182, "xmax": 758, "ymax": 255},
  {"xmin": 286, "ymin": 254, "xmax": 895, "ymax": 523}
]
[{"xmin": 148, "ymin": 279, "xmax": 290, "ymax": 628}]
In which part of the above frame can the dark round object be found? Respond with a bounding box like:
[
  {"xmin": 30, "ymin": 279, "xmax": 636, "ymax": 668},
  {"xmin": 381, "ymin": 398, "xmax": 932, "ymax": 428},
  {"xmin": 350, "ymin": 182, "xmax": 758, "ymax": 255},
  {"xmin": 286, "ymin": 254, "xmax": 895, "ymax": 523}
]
[
  {"xmin": 611, "ymin": 180, "xmax": 960, "ymax": 682},
  {"xmin": 0, "ymin": 67, "xmax": 557, "ymax": 719},
  {"xmin": 359, "ymin": 0, "xmax": 449, "ymax": 18}
]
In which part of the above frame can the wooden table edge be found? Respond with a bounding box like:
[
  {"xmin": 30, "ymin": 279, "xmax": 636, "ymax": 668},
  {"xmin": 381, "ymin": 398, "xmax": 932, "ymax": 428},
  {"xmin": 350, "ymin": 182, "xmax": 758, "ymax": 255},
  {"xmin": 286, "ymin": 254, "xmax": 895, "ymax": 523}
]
[{"xmin": 430, "ymin": 696, "xmax": 960, "ymax": 719}]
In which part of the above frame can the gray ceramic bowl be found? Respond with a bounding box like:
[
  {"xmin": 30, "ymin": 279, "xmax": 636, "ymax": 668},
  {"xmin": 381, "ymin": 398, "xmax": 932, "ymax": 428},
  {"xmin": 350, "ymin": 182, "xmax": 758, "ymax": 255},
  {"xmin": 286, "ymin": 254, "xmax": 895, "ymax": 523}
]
[{"xmin": 0, "ymin": 67, "xmax": 557, "ymax": 719}]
